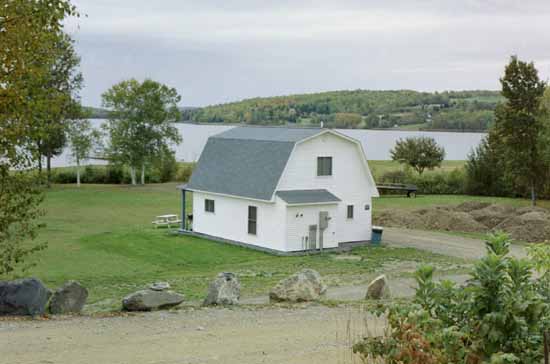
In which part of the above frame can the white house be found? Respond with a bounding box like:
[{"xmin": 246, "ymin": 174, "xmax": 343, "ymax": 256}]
[{"xmin": 179, "ymin": 126, "xmax": 379, "ymax": 254}]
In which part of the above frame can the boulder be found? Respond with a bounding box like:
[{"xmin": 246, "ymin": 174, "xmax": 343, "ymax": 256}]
[
  {"xmin": 269, "ymin": 269, "xmax": 327, "ymax": 302},
  {"xmin": 0, "ymin": 278, "xmax": 50, "ymax": 316},
  {"xmin": 49, "ymin": 281, "xmax": 88, "ymax": 314},
  {"xmin": 203, "ymin": 272, "xmax": 240, "ymax": 305},
  {"xmin": 366, "ymin": 275, "xmax": 391, "ymax": 300},
  {"xmin": 122, "ymin": 289, "xmax": 184, "ymax": 311}
]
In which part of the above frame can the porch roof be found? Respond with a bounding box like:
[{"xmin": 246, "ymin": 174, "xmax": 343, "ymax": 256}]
[{"xmin": 276, "ymin": 189, "xmax": 341, "ymax": 205}]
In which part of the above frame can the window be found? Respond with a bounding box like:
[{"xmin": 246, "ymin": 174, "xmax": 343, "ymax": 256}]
[
  {"xmin": 248, "ymin": 206, "xmax": 257, "ymax": 235},
  {"xmin": 204, "ymin": 199, "xmax": 215, "ymax": 213},
  {"xmin": 347, "ymin": 205, "xmax": 354, "ymax": 219},
  {"xmin": 317, "ymin": 156, "xmax": 332, "ymax": 176}
]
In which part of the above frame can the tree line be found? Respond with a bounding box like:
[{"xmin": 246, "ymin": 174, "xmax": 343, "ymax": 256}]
[{"xmin": 183, "ymin": 89, "xmax": 502, "ymax": 130}]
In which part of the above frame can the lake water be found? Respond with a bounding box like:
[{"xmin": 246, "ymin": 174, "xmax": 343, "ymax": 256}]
[{"xmin": 50, "ymin": 120, "xmax": 486, "ymax": 167}]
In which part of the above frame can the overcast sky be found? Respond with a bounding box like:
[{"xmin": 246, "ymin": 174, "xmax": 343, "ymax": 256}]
[{"xmin": 66, "ymin": 0, "xmax": 550, "ymax": 107}]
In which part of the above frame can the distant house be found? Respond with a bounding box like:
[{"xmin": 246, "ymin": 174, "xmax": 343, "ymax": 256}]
[{"xmin": 178, "ymin": 126, "xmax": 379, "ymax": 254}]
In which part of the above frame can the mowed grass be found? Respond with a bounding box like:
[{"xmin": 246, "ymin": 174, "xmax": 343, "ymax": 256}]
[{"xmin": 25, "ymin": 183, "xmax": 466, "ymax": 312}]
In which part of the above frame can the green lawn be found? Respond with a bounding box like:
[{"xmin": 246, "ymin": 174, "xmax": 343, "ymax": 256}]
[{"xmin": 23, "ymin": 183, "xmax": 468, "ymax": 312}]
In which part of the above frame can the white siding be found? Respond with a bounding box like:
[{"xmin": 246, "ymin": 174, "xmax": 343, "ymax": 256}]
[
  {"xmin": 192, "ymin": 191, "xmax": 287, "ymax": 251},
  {"xmin": 284, "ymin": 202, "xmax": 338, "ymax": 251},
  {"xmin": 277, "ymin": 133, "xmax": 374, "ymax": 244}
]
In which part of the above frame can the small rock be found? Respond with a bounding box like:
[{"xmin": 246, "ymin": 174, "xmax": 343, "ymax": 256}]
[
  {"xmin": 269, "ymin": 269, "xmax": 327, "ymax": 302},
  {"xmin": 0, "ymin": 278, "xmax": 50, "ymax": 316},
  {"xmin": 122, "ymin": 290, "xmax": 184, "ymax": 311},
  {"xmin": 203, "ymin": 272, "xmax": 240, "ymax": 306},
  {"xmin": 196, "ymin": 326, "xmax": 205, "ymax": 331},
  {"xmin": 365, "ymin": 275, "xmax": 391, "ymax": 300},
  {"xmin": 49, "ymin": 281, "xmax": 88, "ymax": 314},
  {"xmin": 149, "ymin": 282, "xmax": 171, "ymax": 291}
]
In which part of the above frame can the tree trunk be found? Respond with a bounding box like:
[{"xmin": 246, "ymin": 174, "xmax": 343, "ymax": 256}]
[
  {"xmin": 130, "ymin": 167, "xmax": 137, "ymax": 185},
  {"xmin": 531, "ymin": 183, "xmax": 537, "ymax": 207},
  {"xmin": 140, "ymin": 164, "xmax": 145, "ymax": 185},
  {"xmin": 76, "ymin": 158, "xmax": 81, "ymax": 187},
  {"xmin": 46, "ymin": 154, "xmax": 51, "ymax": 187},
  {"xmin": 38, "ymin": 156, "xmax": 42, "ymax": 175}
]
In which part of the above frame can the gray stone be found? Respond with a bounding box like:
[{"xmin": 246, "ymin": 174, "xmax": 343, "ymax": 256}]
[
  {"xmin": 149, "ymin": 282, "xmax": 170, "ymax": 291},
  {"xmin": 269, "ymin": 269, "xmax": 327, "ymax": 302},
  {"xmin": 0, "ymin": 278, "xmax": 50, "ymax": 316},
  {"xmin": 203, "ymin": 272, "xmax": 240, "ymax": 305},
  {"xmin": 122, "ymin": 289, "xmax": 184, "ymax": 311},
  {"xmin": 365, "ymin": 275, "xmax": 391, "ymax": 300},
  {"xmin": 49, "ymin": 281, "xmax": 88, "ymax": 314}
]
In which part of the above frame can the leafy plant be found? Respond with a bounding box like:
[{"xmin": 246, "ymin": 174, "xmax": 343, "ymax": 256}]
[{"xmin": 354, "ymin": 233, "xmax": 549, "ymax": 364}]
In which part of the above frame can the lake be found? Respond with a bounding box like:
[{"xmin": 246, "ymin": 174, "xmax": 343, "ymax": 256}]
[{"xmin": 50, "ymin": 120, "xmax": 486, "ymax": 167}]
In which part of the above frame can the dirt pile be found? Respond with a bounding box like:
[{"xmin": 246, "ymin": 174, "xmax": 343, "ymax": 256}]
[{"xmin": 375, "ymin": 202, "xmax": 550, "ymax": 243}]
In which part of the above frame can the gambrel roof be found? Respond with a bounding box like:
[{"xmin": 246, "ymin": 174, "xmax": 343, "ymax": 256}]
[{"xmin": 185, "ymin": 126, "xmax": 378, "ymax": 201}]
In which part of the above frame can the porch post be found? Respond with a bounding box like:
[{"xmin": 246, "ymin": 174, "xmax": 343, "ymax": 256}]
[{"xmin": 181, "ymin": 189, "xmax": 186, "ymax": 231}]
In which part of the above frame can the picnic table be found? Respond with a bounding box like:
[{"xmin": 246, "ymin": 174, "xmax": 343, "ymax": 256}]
[{"xmin": 152, "ymin": 214, "xmax": 182, "ymax": 228}]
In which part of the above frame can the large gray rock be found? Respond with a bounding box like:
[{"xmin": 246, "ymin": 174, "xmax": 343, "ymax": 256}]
[
  {"xmin": 49, "ymin": 281, "xmax": 88, "ymax": 314},
  {"xmin": 203, "ymin": 272, "xmax": 240, "ymax": 305},
  {"xmin": 365, "ymin": 275, "xmax": 391, "ymax": 300},
  {"xmin": 122, "ymin": 289, "xmax": 184, "ymax": 311},
  {"xmin": 269, "ymin": 269, "xmax": 327, "ymax": 302},
  {"xmin": 0, "ymin": 278, "xmax": 50, "ymax": 316}
]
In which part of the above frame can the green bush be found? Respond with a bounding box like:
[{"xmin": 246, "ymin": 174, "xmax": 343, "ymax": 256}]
[
  {"xmin": 353, "ymin": 233, "xmax": 549, "ymax": 364},
  {"xmin": 378, "ymin": 168, "xmax": 466, "ymax": 195},
  {"xmin": 176, "ymin": 163, "xmax": 195, "ymax": 183}
]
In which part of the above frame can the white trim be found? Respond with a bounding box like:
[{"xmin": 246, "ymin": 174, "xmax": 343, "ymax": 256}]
[{"xmin": 186, "ymin": 188, "xmax": 275, "ymax": 203}]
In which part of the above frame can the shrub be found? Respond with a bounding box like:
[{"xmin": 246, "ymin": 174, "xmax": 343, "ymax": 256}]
[
  {"xmin": 378, "ymin": 168, "xmax": 466, "ymax": 195},
  {"xmin": 176, "ymin": 163, "xmax": 195, "ymax": 183},
  {"xmin": 353, "ymin": 233, "xmax": 549, "ymax": 364},
  {"xmin": 149, "ymin": 149, "xmax": 178, "ymax": 183}
]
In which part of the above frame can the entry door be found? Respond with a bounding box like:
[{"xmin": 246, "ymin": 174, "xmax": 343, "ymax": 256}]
[{"xmin": 308, "ymin": 225, "xmax": 317, "ymax": 250}]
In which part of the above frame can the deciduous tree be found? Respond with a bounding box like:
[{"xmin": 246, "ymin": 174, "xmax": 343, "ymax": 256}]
[
  {"xmin": 67, "ymin": 118, "xmax": 101, "ymax": 186},
  {"xmin": 390, "ymin": 137, "xmax": 445, "ymax": 175},
  {"xmin": 102, "ymin": 79, "xmax": 182, "ymax": 185},
  {"xmin": 0, "ymin": 0, "xmax": 78, "ymax": 277},
  {"xmin": 494, "ymin": 56, "xmax": 547, "ymax": 205}
]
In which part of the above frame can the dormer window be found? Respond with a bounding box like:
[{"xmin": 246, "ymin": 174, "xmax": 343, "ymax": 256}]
[{"xmin": 317, "ymin": 156, "xmax": 332, "ymax": 176}]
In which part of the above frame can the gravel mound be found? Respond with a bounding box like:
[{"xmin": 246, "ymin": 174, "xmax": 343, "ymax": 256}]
[{"xmin": 375, "ymin": 203, "xmax": 550, "ymax": 243}]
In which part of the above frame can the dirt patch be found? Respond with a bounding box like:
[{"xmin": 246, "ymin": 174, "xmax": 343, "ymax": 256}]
[
  {"xmin": 375, "ymin": 203, "xmax": 550, "ymax": 243},
  {"xmin": 455, "ymin": 201, "xmax": 492, "ymax": 212}
]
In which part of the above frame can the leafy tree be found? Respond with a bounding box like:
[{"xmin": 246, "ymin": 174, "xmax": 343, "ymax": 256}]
[
  {"xmin": 67, "ymin": 118, "xmax": 101, "ymax": 186},
  {"xmin": 32, "ymin": 34, "xmax": 83, "ymax": 185},
  {"xmin": 102, "ymin": 79, "xmax": 182, "ymax": 185},
  {"xmin": 390, "ymin": 137, "xmax": 445, "ymax": 175},
  {"xmin": 465, "ymin": 131, "xmax": 512, "ymax": 196},
  {"xmin": 494, "ymin": 56, "xmax": 547, "ymax": 205},
  {"xmin": 0, "ymin": 0, "xmax": 77, "ymax": 277}
]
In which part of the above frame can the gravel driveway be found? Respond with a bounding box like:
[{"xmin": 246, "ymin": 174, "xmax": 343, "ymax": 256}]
[{"xmin": 383, "ymin": 227, "xmax": 527, "ymax": 260}]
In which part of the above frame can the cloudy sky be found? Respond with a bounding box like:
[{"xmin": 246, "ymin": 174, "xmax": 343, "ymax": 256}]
[{"xmin": 66, "ymin": 0, "xmax": 550, "ymax": 107}]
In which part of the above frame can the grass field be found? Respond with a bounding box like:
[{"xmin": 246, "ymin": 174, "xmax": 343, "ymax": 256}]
[{"xmin": 21, "ymin": 183, "xmax": 475, "ymax": 312}]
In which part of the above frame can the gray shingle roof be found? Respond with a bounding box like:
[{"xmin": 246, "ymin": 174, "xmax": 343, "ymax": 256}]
[
  {"xmin": 276, "ymin": 189, "xmax": 341, "ymax": 204},
  {"xmin": 186, "ymin": 127, "xmax": 324, "ymax": 200}
]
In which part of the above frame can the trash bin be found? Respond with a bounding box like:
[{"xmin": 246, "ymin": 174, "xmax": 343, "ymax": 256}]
[{"xmin": 371, "ymin": 226, "xmax": 384, "ymax": 245}]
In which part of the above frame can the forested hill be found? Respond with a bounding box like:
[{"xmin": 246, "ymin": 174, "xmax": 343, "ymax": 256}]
[{"xmin": 182, "ymin": 90, "xmax": 503, "ymax": 131}]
